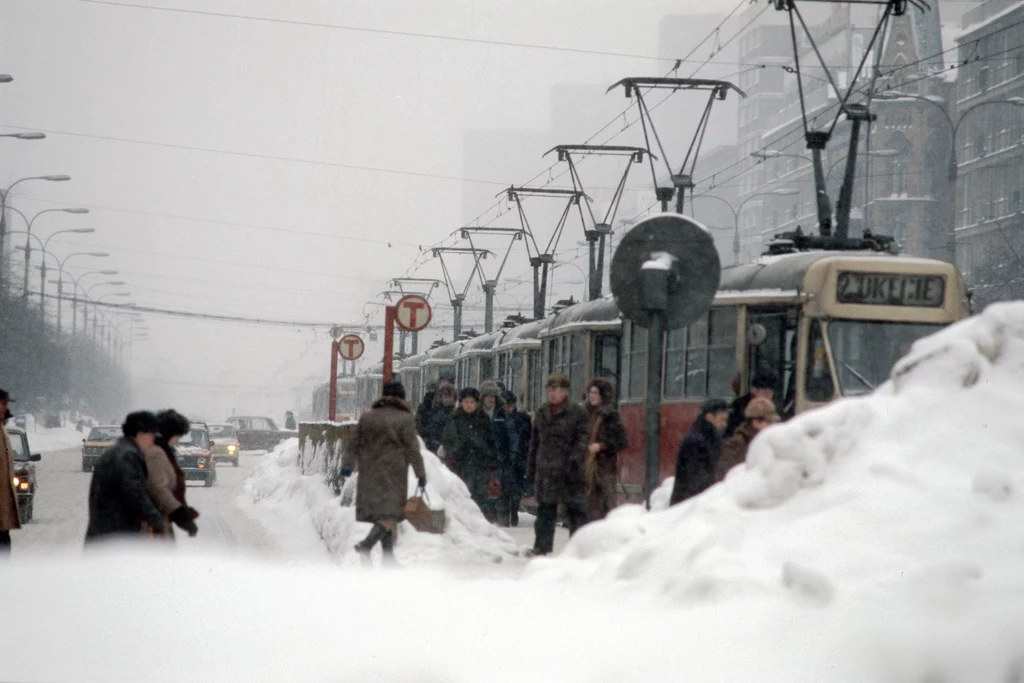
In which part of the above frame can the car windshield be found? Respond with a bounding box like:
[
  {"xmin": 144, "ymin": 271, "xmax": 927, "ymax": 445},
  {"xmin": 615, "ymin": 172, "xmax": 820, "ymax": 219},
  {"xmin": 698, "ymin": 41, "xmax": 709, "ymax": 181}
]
[
  {"xmin": 208, "ymin": 425, "xmax": 235, "ymax": 438},
  {"xmin": 8, "ymin": 433, "xmax": 27, "ymax": 461},
  {"xmin": 179, "ymin": 429, "xmax": 209, "ymax": 448},
  {"xmin": 827, "ymin": 320, "xmax": 944, "ymax": 396},
  {"xmin": 87, "ymin": 427, "xmax": 121, "ymax": 441}
]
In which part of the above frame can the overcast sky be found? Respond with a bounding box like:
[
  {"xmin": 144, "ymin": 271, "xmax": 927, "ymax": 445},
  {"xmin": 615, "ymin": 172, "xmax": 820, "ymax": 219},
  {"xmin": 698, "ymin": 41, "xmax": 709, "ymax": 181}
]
[{"xmin": 1, "ymin": 0, "xmax": 742, "ymax": 419}]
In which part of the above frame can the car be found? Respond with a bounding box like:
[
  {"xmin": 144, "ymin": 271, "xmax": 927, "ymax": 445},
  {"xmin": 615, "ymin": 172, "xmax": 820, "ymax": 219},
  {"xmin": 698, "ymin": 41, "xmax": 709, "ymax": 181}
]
[
  {"xmin": 207, "ymin": 423, "xmax": 240, "ymax": 467},
  {"xmin": 224, "ymin": 416, "xmax": 297, "ymax": 451},
  {"xmin": 7, "ymin": 427, "xmax": 41, "ymax": 523},
  {"xmin": 82, "ymin": 425, "xmax": 121, "ymax": 472},
  {"xmin": 175, "ymin": 424, "xmax": 217, "ymax": 487}
]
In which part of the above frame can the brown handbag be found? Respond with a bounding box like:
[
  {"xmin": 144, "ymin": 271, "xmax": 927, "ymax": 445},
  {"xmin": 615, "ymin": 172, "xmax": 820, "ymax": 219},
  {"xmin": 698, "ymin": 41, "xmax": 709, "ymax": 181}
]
[{"xmin": 404, "ymin": 487, "xmax": 446, "ymax": 534}]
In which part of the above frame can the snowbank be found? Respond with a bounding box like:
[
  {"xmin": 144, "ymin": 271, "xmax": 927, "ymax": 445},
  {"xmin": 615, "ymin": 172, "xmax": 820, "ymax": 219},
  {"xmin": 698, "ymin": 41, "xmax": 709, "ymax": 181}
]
[
  {"xmin": 525, "ymin": 302, "xmax": 1024, "ymax": 679},
  {"xmin": 20, "ymin": 424, "xmax": 90, "ymax": 454},
  {"xmin": 244, "ymin": 437, "xmax": 519, "ymax": 569}
]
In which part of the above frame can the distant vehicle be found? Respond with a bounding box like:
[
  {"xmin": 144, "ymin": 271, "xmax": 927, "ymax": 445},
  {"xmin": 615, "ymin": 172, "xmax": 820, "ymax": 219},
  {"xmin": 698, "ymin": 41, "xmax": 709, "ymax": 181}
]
[
  {"xmin": 176, "ymin": 424, "xmax": 217, "ymax": 488},
  {"xmin": 82, "ymin": 425, "xmax": 121, "ymax": 472},
  {"xmin": 7, "ymin": 426, "xmax": 41, "ymax": 522},
  {"xmin": 207, "ymin": 423, "xmax": 240, "ymax": 467},
  {"xmin": 311, "ymin": 377, "xmax": 358, "ymax": 422},
  {"xmin": 224, "ymin": 416, "xmax": 297, "ymax": 451}
]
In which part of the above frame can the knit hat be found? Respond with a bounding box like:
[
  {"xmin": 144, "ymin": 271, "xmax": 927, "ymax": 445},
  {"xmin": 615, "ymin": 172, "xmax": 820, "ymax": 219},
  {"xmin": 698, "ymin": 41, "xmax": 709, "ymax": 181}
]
[
  {"xmin": 480, "ymin": 380, "xmax": 502, "ymax": 399},
  {"xmin": 459, "ymin": 387, "xmax": 480, "ymax": 402},
  {"xmin": 744, "ymin": 397, "xmax": 779, "ymax": 421}
]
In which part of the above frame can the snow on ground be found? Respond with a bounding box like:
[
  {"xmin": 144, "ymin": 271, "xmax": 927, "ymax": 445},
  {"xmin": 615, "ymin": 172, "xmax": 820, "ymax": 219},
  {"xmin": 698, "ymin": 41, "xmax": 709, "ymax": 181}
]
[
  {"xmin": 243, "ymin": 437, "xmax": 520, "ymax": 571},
  {"xmin": 524, "ymin": 302, "xmax": 1024, "ymax": 679},
  {"xmin": 20, "ymin": 424, "xmax": 90, "ymax": 453}
]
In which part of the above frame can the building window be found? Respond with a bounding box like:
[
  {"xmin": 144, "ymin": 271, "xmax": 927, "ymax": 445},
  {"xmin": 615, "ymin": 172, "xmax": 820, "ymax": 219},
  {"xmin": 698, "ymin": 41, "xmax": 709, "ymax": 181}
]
[
  {"xmin": 627, "ymin": 323, "xmax": 647, "ymax": 399},
  {"xmin": 684, "ymin": 314, "xmax": 709, "ymax": 398},
  {"xmin": 891, "ymin": 153, "xmax": 909, "ymax": 196},
  {"xmin": 976, "ymin": 134, "xmax": 987, "ymax": 158},
  {"xmin": 979, "ymin": 66, "xmax": 990, "ymax": 92}
]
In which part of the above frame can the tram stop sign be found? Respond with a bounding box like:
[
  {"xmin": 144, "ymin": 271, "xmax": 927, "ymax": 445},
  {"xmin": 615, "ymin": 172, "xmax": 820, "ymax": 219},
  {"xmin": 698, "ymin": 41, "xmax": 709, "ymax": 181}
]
[
  {"xmin": 610, "ymin": 214, "xmax": 721, "ymax": 329},
  {"xmin": 337, "ymin": 334, "xmax": 365, "ymax": 361},
  {"xmin": 395, "ymin": 294, "xmax": 432, "ymax": 333}
]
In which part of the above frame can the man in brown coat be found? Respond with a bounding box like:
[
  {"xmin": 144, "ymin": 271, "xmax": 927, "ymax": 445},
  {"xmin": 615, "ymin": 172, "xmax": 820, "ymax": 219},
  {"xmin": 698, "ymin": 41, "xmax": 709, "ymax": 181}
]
[
  {"xmin": 527, "ymin": 373, "xmax": 590, "ymax": 556},
  {"xmin": 716, "ymin": 397, "xmax": 779, "ymax": 482},
  {"xmin": 0, "ymin": 389, "xmax": 22, "ymax": 554},
  {"xmin": 342, "ymin": 380, "xmax": 426, "ymax": 566}
]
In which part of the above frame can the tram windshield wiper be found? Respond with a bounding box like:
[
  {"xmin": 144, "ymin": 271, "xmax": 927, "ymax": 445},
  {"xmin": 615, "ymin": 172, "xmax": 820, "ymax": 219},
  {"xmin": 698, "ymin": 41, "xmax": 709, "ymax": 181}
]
[{"xmin": 843, "ymin": 363, "xmax": 876, "ymax": 391}]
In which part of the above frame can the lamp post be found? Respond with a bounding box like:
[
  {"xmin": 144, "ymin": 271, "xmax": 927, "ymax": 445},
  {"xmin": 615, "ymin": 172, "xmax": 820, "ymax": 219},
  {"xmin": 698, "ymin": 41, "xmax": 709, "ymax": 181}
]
[
  {"xmin": 51, "ymin": 252, "xmax": 109, "ymax": 333},
  {"xmin": 57, "ymin": 269, "xmax": 119, "ymax": 336},
  {"xmin": 4, "ymin": 206, "xmax": 90, "ymax": 301},
  {"xmin": 874, "ymin": 93, "xmax": 1024, "ymax": 264},
  {"xmin": 81, "ymin": 281, "xmax": 125, "ymax": 339},
  {"xmin": 694, "ymin": 188, "xmax": 799, "ymax": 265},
  {"xmin": 91, "ymin": 291, "xmax": 130, "ymax": 342},
  {"xmin": 35, "ymin": 228, "xmax": 97, "ymax": 312},
  {"xmin": 0, "ymin": 174, "xmax": 71, "ymax": 290}
]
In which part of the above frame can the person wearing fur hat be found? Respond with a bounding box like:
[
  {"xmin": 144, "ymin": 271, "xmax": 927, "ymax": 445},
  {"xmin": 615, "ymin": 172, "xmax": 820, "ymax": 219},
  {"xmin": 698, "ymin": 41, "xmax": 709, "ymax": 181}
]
[
  {"xmin": 441, "ymin": 386, "xmax": 500, "ymax": 518},
  {"xmin": 342, "ymin": 381, "xmax": 426, "ymax": 566},
  {"xmin": 527, "ymin": 373, "xmax": 591, "ymax": 555},
  {"xmin": 481, "ymin": 380, "xmax": 513, "ymax": 522},
  {"xmin": 716, "ymin": 397, "xmax": 778, "ymax": 482},
  {"xmin": 144, "ymin": 410, "xmax": 200, "ymax": 540},
  {"xmin": 584, "ymin": 378, "xmax": 629, "ymax": 522},
  {"xmin": 420, "ymin": 383, "xmax": 457, "ymax": 453},
  {"xmin": 0, "ymin": 389, "xmax": 21, "ymax": 554}
]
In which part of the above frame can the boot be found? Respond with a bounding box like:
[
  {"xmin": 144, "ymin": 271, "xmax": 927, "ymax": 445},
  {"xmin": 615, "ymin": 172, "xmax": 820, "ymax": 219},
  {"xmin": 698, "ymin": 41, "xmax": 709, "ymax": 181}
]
[
  {"xmin": 380, "ymin": 528, "xmax": 401, "ymax": 568},
  {"xmin": 354, "ymin": 523, "xmax": 388, "ymax": 566}
]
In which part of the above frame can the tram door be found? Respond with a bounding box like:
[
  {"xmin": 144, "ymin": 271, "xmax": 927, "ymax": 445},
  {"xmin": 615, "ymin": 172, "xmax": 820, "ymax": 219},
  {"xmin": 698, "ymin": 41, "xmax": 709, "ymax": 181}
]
[{"xmin": 746, "ymin": 308, "xmax": 798, "ymax": 417}]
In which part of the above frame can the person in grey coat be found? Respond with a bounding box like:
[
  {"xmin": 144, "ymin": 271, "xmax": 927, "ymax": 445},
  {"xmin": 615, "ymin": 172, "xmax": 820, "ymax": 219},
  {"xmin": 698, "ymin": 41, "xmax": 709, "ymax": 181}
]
[
  {"xmin": 342, "ymin": 381, "xmax": 426, "ymax": 566},
  {"xmin": 85, "ymin": 411, "xmax": 167, "ymax": 543},
  {"xmin": 526, "ymin": 373, "xmax": 590, "ymax": 556}
]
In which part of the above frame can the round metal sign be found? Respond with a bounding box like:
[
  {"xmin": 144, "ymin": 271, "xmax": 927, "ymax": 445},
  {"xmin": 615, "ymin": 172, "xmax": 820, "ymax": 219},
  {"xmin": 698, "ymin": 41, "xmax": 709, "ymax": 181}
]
[
  {"xmin": 609, "ymin": 213, "xmax": 721, "ymax": 329},
  {"xmin": 329, "ymin": 325, "xmax": 343, "ymax": 340},
  {"xmin": 395, "ymin": 294, "xmax": 432, "ymax": 333},
  {"xmin": 337, "ymin": 334, "xmax": 365, "ymax": 361}
]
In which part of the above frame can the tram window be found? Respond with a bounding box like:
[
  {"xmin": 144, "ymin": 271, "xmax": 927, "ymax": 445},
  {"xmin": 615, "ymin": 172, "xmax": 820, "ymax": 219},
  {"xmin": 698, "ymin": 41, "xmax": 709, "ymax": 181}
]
[
  {"xmin": 708, "ymin": 308, "xmax": 738, "ymax": 399},
  {"xmin": 529, "ymin": 349, "xmax": 543, "ymax": 408},
  {"xmin": 628, "ymin": 323, "xmax": 647, "ymax": 399},
  {"xmin": 570, "ymin": 333, "xmax": 587, "ymax": 399},
  {"xmin": 498, "ymin": 354, "xmax": 508, "ymax": 387},
  {"xmin": 481, "ymin": 357, "xmax": 494, "ymax": 383},
  {"xmin": 594, "ymin": 333, "xmax": 621, "ymax": 398},
  {"xmin": 685, "ymin": 313, "xmax": 709, "ymax": 398},
  {"xmin": 805, "ymin": 320, "xmax": 836, "ymax": 402},
  {"xmin": 663, "ymin": 327, "xmax": 686, "ymax": 399}
]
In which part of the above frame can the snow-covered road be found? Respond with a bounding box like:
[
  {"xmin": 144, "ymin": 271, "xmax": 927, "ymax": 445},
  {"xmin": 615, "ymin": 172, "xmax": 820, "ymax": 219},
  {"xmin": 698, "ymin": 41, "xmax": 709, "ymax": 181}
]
[{"xmin": 14, "ymin": 447, "xmax": 284, "ymax": 557}]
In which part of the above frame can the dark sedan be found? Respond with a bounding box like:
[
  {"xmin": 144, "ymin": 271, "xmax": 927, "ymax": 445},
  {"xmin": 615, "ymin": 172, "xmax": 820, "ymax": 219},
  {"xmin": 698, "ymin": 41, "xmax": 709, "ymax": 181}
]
[{"xmin": 7, "ymin": 427, "xmax": 41, "ymax": 522}]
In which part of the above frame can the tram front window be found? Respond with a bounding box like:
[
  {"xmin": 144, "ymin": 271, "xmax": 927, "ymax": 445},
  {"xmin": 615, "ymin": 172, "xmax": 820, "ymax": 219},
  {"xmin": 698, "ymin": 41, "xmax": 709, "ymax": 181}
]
[{"xmin": 827, "ymin": 320, "xmax": 943, "ymax": 396}]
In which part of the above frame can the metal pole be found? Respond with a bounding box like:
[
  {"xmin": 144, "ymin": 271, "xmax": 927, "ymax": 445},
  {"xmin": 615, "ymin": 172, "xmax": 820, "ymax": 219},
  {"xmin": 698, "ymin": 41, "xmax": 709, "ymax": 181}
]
[
  {"xmin": 483, "ymin": 281, "xmax": 496, "ymax": 333},
  {"xmin": 807, "ymin": 132, "xmax": 833, "ymax": 237},
  {"xmin": 382, "ymin": 305, "xmax": 396, "ymax": 385},
  {"xmin": 595, "ymin": 234, "xmax": 607, "ymax": 299},
  {"xmin": 412, "ymin": 331, "xmax": 419, "ymax": 355},
  {"xmin": 644, "ymin": 312, "xmax": 664, "ymax": 509},
  {"xmin": 452, "ymin": 295, "xmax": 464, "ymax": 339},
  {"xmin": 531, "ymin": 258, "xmax": 542, "ymax": 320},
  {"xmin": 56, "ymin": 275, "xmax": 63, "ymax": 333},
  {"xmin": 539, "ymin": 260, "xmax": 550, "ymax": 317},
  {"xmin": 22, "ymin": 239, "xmax": 31, "ymax": 301},
  {"xmin": 39, "ymin": 260, "xmax": 46, "ymax": 314},
  {"xmin": 329, "ymin": 340, "xmax": 339, "ymax": 421},
  {"xmin": 835, "ymin": 113, "xmax": 869, "ymax": 241},
  {"xmin": 72, "ymin": 287, "xmax": 79, "ymax": 336},
  {"xmin": 587, "ymin": 236, "xmax": 598, "ymax": 301}
]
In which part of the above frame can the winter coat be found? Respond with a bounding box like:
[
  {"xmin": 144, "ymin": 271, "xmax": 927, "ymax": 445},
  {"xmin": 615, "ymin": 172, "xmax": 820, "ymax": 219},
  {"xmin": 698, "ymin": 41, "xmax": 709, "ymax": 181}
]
[
  {"xmin": 670, "ymin": 417, "xmax": 724, "ymax": 505},
  {"xmin": 415, "ymin": 391, "xmax": 436, "ymax": 433},
  {"xmin": 527, "ymin": 401, "xmax": 590, "ymax": 505},
  {"xmin": 421, "ymin": 403, "xmax": 453, "ymax": 453},
  {"xmin": 501, "ymin": 408, "xmax": 532, "ymax": 498},
  {"xmin": 717, "ymin": 422, "xmax": 757, "ymax": 482},
  {"xmin": 285, "ymin": 415, "xmax": 297, "ymax": 430},
  {"xmin": 0, "ymin": 426, "xmax": 21, "ymax": 531},
  {"xmin": 441, "ymin": 408, "xmax": 499, "ymax": 498},
  {"xmin": 344, "ymin": 396, "xmax": 426, "ymax": 523},
  {"xmin": 144, "ymin": 441, "xmax": 188, "ymax": 540},
  {"xmin": 85, "ymin": 437, "xmax": 166, "ymax": 541},
  {"xmin": 585, "ymin": 403, "xmax": 629, "ymax": 485}
]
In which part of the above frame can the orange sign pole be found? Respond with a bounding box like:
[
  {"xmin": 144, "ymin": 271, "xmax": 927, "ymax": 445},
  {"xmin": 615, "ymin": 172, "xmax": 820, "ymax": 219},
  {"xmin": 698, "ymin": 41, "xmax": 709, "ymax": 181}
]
[
  {"xmin": 328, "ymin": 339, "xmax": 340, "ymax": 421},
  {"xmin": 382, "ymin": 305, "xmax": 397, "ymax": 385}
]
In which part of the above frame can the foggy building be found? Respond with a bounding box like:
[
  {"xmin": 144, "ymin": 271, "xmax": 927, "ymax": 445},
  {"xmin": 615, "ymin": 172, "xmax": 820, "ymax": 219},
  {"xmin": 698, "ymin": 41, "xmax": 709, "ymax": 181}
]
[
  {"xmin": 460, "ymin": 129, "xmax": 547, "ymax": 225},
  {"xmin": 953, "ymin": 0, "xmax": 1024, "ymax": 307}
]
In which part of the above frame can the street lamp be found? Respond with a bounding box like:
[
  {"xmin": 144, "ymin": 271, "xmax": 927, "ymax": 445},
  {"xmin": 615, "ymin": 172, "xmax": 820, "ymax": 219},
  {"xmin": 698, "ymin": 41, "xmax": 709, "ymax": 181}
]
[
  {"xmin": 0, "ymin": 174, "xmax": 72, "ymax": 289},
  {"xmin": 4, "ymin": 205, "xmax": 90, "ymax": 300},
  {"xmin": 50, "ymin": 252, "xmax": 109, "ymax": 333},
  {"xmin": 694, "ymin": 188, "xmax": 799, "ymax": 265},
  {"xmin": 58, "ymin": 269, "xmax": 119, "ymax": 336}
]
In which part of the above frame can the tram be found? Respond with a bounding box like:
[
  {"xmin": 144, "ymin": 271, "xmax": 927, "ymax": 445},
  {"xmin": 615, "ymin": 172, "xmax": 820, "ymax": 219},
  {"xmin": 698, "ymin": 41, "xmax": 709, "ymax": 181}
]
[
  {"xmin": 311, "ymin": 377, "xmax": 358, "ymax": 422},
  {"xmin": 353, "ymin": 249, "xmax": 968, "ymax": 500}
]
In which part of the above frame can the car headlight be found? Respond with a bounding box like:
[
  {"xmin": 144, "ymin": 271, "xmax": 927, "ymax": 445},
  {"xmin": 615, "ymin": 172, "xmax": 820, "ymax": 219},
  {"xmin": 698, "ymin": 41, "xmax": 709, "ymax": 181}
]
[
  {"xmin": 19, "ymin": 481, "xmax": 28, "ymax": 491},
  {"xmin": 227, "ymin": 445, "xmax": 236, "ymax": 453},
  {"xmin": 12, "ymin": 477, "xmax": 19, "ymax": 487}
]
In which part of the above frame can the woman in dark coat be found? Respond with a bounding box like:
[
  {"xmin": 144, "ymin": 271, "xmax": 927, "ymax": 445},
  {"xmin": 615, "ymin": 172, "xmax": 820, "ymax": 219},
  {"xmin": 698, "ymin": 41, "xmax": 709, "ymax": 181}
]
[
  {"xmin": 421, "ymin": 384, "xmax": 457, "ymax": 453},
  {"xmin": 441, "ymin": 387, "xmax": 499, "ymax": 517},
  {"xmin": 670, "ymin": 399, "xmax": 729, "ymax": 505},
  {"xmin": 342, "ymin": 381, "xmax": 426, "ymax": 565},
  {"xmin": 144, "ymin": 409, "xmax": 199, "ymax": 540},
  {"xmin": 584, "ymin": 378, "xmax": 629, "ymax": 522}
]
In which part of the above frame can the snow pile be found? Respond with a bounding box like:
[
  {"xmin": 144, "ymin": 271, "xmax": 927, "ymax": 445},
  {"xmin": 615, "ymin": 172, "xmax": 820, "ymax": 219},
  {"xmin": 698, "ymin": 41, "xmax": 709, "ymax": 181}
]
[
  {"xmin": 245, "ymin": 437, "xmax": 519, "ymax": 568},
  {"xmin": 21, "ymin": 424, "xmax": 90, "ymax": 453},
  {"xmin": 525, "ymin": 302, "xmax": 1024, "ymax": 679}
]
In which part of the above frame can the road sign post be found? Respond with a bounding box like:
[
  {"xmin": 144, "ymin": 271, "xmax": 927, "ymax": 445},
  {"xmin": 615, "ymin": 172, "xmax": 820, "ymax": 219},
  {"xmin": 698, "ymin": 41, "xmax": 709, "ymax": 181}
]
[
  {"xmin": 329, "ymin": 333, "xmax": 365, "ymax": 421},
  {"xmin": 383, "ymin": 294, "xmax": 432, "ymax": 386}
]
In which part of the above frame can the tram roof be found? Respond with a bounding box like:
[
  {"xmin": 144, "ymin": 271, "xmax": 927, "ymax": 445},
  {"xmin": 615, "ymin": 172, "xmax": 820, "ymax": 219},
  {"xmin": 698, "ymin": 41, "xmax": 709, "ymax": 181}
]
[
  {"xmin": 495, "ymin": 317, "xmax": 551, "ymax": 350},
  {"xmin": 717, "ymin": 250, "xmax": 914, "ymax": 294},
  {"xmin": 542, "ymin": 297, "xmax": 621, "ymax": 336},
  {"xmin": 363, "ymin": 362, "xmax": 384, "ymax": 377},
  {"xmin": 398, "ymin": 352, "xmax": 428, "ymax": 369},
  {"xmin": 459, "ymin": 330, "xmax": 505, "ymax": 354},
  {"xmin": 422, "ymin": 340, "xmax": 464, "ymax": 363}
]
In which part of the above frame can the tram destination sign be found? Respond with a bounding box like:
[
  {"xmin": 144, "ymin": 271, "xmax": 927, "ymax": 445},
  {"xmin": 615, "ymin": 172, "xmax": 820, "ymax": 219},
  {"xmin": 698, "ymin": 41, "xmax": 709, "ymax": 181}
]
[{"xmin": 836, "ymin": 271, "xmax": 945, "ymax": 308}]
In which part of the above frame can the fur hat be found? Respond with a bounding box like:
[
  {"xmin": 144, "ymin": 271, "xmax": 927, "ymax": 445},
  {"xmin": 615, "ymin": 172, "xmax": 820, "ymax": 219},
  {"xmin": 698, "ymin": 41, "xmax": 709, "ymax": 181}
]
[
  {"xmin": 744, "ymin": 397, "xmax": 779, "ymax": 421},
  {"xmin": 155, "ymin": 409, "xmax": 190, "ymax": 439},
  {"xmin": 459, "ymin": 387, "xmax": 480, "ymax": 402},
  {"xmin": 587, "ymin": 377, "xmax": 615, "ymax": 405},
  {"xmin": 383, "ymin": 380, "xmax": 406, "ymax": 400},
  {"xmin": 435, "ymin": 384, "xmax": 457, "ymax": 402},
  {"xmin": 122, "ymin": 411, "xmax": 159, "ymax": 438},
  {"xmin": 480, "ymin": 380, "xmax": 502, "ymax": 399},
  {"xmin": 545, "ymin": 373, "xmax": 570, "ymax": 390}
]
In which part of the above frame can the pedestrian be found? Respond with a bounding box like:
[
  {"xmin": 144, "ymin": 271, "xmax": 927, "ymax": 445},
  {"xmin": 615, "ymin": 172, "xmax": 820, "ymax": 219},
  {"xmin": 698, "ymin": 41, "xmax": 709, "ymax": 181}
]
[
  {"xmin": 441, "ymin": 387, "xmax": 500, "ymax": 519},
  {"xmin": 669, "ymin": 399, "xmax": 730, "ymax": 506},
  {"xmin": 527, "ymin": 373, "xmax": 590, "ymax": 556},
  {"xmin": 498, "ymin": 390, "xmax": 531, "ymax": 527},
  {"xmin": 415, "ymin": 382, "xmax": 438, "ymax": 434},
  {"xmin": 85, "ymin": 411, "xmax": 167, "ymax": 543},
  {"xmin": 481, "ymin": 380, "xmax": 512, "ymax": 520},
  {"xmin": 584, "ymin": 378, "xmax": 629, "ymax": 522},
  {"xmin": 725, "ymin": 372, "xmax": 779, "ymax": 439},
  {"xmin": 716, "ymin": 397, "xmax": 779, "ymax": 482},
  {"xmin": 342, "ymin": 381, "xmax": 426, "ymax": 566},
  {"xmin": 285, "ymin": 411, "xmax": 297, "ymax": 430},
  {"xmin": 0, "ymin": 389, "xmax": 22, "ymax": 555},
  {"xmin": 421, "ymin": 383, "xmax": 457, "ymax": 453},
  {"xmin": 144, "ymin": 410, "xmax": 200, "ymax": 540}
]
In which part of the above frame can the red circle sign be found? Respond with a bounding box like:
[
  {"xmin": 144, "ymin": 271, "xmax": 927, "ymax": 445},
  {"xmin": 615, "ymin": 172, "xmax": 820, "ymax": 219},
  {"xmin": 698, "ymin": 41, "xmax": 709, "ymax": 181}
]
[
  {"xmin": 337, "ymin": 334, "xmax": 365, "ymax": 361},
  {"xmin": 395, "ymin": 294, "xmax": 432, "ymax": 332}
]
